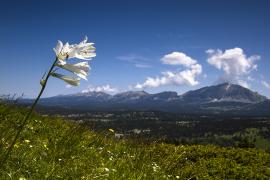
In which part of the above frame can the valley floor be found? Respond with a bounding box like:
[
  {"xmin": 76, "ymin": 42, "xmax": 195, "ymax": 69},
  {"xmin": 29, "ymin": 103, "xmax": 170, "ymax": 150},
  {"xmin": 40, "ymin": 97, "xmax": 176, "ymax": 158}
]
[{"xmin": 0, "ymin": 103, "xmax": 270, "ymax": 179}]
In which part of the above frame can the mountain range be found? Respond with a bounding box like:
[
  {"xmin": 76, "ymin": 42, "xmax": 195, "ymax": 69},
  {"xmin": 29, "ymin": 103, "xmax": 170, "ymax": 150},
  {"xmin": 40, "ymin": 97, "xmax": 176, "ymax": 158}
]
[{"xmin": 22, "ymin": 83, "xmax": 270, "ymax": 116}]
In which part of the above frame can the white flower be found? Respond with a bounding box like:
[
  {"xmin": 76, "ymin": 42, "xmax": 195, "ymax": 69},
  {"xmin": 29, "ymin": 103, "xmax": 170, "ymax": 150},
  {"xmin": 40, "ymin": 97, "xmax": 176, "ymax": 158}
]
[
  {"xmin": 53, "ymin": 41, "xmax": 73, "ymax": 62},
  {"xmin": 104, "ymin": 168, "xmax": 110, "ymax": 172},
  {"xmin": 53, "ymin": 36, "xmax": 96, "ymax": 62},
  {"xmin": 51, "ymin": 37, "xmax": 96, "ymax": 86},
  {"xmin": 56, "ymin": 62, "xmax": 90, "ymax": 80},
  {"xmin": 24, "ymin": 140, "xmax": 30, "ymax": 143},
  {"xmin": 50, "ymin": 73, "xmax": 80, "ymax": 86},
  {"xmin": 68, "ymin": 36, "xmax": 96, "ymax": 60}
]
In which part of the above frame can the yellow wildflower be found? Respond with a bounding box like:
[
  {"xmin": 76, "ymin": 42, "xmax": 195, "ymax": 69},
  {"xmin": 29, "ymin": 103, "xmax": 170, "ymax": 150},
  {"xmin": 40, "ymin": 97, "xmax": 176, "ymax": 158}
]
[
  {"xmin": 24, "ymin": 140, "xmax": 30, "ymax": 143},
  {"xmin": 108, "ymin": 128, "xmax": 115, "ymax": 133},
  {"xmin": 14, "ymin": 143, "xmax": 20, "ymax": 148},
  {"xmin": 43, "ymin": 143, "xmax": 49, "ymax": 150}
]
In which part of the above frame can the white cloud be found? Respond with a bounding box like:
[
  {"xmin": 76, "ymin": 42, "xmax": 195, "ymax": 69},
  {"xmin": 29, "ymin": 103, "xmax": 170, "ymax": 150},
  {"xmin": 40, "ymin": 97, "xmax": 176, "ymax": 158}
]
[
  {"xmin": 116, "ymin": 54, "xmax": 147, "ymax": 62},
  {"xmin": 207, "ymin": 47, "xmax": 260, "ymax": 87},
  {"xmin": 135, "ymin": 52, "xmax": 202, "ymax": 89},
  {"xmin": 161, "ymin": 52, "xmax": 197, "ymax": 67},
  {"xmin": 262, "ymin": 80, "xmax": 270, "ymax": 89},
  {"xmin": 82, "ymin": 84, "xmax": 119, "ymax": 94},
  {"xmin": 237, "ymin": 79, "xmax": 249, "ymax": 89},
  {"xmin": 116, "ymin": 54, "xmax": 152, "ymax": 68},
  {"xmin": 247, "ymin": 76, "xmax": 255, "ymax": 81},
  {"xmin": 65, "ymin": 84, "xmax": 73, "ymax": 89},
  {"xmin": 134, "ymin": 63, "xmax": 152, "ymax": 68}
]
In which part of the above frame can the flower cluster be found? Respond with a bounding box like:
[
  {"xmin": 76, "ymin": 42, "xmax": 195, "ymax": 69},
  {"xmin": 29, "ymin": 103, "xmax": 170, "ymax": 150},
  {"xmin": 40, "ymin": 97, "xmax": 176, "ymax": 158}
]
[{"xmin": 49, "ymin": 36, "xmax": 96, "ymax": 86}]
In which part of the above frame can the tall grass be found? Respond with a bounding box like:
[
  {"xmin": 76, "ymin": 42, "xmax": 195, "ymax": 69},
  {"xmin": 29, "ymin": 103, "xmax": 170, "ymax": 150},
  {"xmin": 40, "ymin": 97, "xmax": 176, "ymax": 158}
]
[{"xmin": 0, "ymin": 103, "xmax": 270, "ymax": 179}]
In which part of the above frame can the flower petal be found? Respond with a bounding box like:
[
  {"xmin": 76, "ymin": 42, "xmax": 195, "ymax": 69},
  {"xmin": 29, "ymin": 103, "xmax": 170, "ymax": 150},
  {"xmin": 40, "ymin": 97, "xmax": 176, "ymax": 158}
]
[
  {"xmin": 51, "ymin": 72, "xmax": 80, "ymax": 86},
  {"xmin": 56, "ymin": 62, "xmax": 90, "ymax": 80},
  {"xmin": 53, "ymin": 37, "xmax": 96, "ymax": 61},
  {"xmin": 53, "ymin": 40, "xmax": 63, "ymax": 55},
  {"xmin": 73, "ymin": 62, "xmax": 90, "ymax": 72},
  {"xmin": 74, "ymin": 72, "xmax": 88, "ymax": 80}
]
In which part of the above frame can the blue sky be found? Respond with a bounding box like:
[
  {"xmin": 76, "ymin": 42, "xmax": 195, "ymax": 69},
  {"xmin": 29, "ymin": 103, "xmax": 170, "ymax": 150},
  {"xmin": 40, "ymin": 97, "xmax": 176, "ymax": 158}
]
[{"xmin": 0, "ymin": 0, "xmax": 270, "ymax": 98}]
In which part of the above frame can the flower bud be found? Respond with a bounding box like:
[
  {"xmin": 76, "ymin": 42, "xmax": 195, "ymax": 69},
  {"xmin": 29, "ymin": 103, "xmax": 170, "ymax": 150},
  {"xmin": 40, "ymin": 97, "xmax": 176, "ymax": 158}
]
[{"xmin": 40, "ymin": 79, "xmax": 45, "ymax": 86}]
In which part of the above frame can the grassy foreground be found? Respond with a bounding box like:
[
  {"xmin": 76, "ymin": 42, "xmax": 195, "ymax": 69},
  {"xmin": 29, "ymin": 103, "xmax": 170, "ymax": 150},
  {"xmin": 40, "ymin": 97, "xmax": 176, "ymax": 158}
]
[{"xmin": 0, "ymin": 103, "xmax": 270, "ymax": 179}]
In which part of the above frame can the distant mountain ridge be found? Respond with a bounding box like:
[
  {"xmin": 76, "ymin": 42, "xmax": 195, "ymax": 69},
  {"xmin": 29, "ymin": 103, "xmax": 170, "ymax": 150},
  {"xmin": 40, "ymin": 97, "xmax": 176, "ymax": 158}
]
[
  {"xmin": 21, "ymin": 83, "xmax": 270, "ymax": 116},
  {"xmin": 180, "ymin": 83, "xmax": 266, "ymax": 104}
]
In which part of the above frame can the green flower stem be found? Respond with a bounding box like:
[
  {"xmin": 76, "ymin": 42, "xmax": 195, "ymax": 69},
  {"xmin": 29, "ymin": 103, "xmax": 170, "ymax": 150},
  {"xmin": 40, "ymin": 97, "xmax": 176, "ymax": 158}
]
[{"xmin": 0, "ymin": 57, "xmax": 59, "ymax": 168}]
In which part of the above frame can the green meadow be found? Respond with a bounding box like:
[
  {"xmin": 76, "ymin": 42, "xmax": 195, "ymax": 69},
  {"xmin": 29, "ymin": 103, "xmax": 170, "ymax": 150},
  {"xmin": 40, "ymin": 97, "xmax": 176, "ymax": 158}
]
[{"xmin": 1, "ymin": 103, "xmax": 270, "ymax": 179}]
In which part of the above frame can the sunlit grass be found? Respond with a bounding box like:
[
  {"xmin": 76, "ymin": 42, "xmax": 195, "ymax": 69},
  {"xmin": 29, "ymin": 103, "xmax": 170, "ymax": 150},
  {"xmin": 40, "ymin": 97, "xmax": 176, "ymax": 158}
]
[{"xmin": 0, "ymin": 103, "xmax": 270, "ymax": 179}]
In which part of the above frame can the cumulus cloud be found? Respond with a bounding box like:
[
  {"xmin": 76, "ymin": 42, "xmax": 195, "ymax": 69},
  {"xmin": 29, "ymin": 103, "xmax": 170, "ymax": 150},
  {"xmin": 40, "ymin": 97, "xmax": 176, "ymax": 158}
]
[
  {"xmin": 206, "ymin": 47, "xmax": 260, "ymax": 87},
  {"xmin": 214, "ymin": 75, "xmax": 250, "ymax": 88},
  {"xmin": 135, "ymin": 52, "xmax": 202, "ymax": 89},
  {"xmin": 261, "ymin": 80, "xmax": 270, "ymax": 89},
  {"xmin": 82, "ymin": 84, "xmax": 119, "ymax": 94},
  {"xmin": 161, "ymin": 52, "xmax": 197, "ymax": 67}
]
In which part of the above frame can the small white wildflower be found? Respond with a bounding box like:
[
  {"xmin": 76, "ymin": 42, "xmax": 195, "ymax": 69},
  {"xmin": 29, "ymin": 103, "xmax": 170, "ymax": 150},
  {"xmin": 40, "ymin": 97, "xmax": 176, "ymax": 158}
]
[
  {"xmin": 24, "ymin": 140, "xmax": 30, "ymax": 143},
  {"xmin": 104, "ymin": 168, "xmax": 109, "ymax": 172},
  {"xmin": 108, "ymin": 128, "xmax": 115, "ymax": 133},
  {"xmin": 152, "ymin": 162, "xmax": 159, "ymax": 172}
]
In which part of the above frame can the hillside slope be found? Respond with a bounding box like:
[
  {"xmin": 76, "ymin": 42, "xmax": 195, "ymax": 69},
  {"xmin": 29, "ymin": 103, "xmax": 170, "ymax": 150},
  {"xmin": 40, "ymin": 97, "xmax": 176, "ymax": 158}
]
[{"xmin": 0, "ymin": 103, "xmax": 270, "ymax": 179}]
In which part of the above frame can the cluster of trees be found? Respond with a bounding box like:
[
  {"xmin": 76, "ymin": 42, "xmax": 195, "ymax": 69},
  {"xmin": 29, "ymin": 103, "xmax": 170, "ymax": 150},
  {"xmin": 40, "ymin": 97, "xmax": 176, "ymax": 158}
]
[
  {"xmin": 78, "ymin": 111, "xmax": 270, "ymax": 150},
  {"xmin": 27, "ymin": 107, "xmax": 270, "ymax": 150}
]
